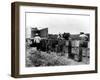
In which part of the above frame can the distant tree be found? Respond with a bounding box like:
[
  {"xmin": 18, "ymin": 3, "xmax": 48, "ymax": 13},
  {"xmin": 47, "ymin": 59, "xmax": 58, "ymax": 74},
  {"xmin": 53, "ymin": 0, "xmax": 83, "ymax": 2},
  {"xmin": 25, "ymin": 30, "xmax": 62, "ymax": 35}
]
[{"xmin": 63, "ymin": 33, "xmax": 70, "ymax": 40}]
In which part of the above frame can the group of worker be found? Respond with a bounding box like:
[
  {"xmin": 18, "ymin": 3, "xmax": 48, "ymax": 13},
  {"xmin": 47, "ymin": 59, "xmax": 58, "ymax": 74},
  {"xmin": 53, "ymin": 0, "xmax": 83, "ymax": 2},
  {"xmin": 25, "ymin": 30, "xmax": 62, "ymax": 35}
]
[{"xmin": 32, "ymin": 32, "xmax": 88, "ymax": 62}]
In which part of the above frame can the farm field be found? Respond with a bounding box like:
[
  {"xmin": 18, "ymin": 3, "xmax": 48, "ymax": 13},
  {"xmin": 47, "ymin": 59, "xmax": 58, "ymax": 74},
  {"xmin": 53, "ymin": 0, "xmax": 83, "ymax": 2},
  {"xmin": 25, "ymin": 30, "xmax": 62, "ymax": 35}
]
[{"xmin": 26, "ymin": 47, "xmax": 89, "ymax": 67}]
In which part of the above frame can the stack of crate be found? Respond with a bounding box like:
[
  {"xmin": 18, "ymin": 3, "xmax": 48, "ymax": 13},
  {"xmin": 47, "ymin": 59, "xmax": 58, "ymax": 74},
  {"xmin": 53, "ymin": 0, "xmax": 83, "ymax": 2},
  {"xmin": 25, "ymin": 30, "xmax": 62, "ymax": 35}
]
[
  {"xmin": 71, "ymin": 40, "xmax": 90, "ymax": 64},
  {"xmin": 65, "ymin": 40, "xmax": 69, "ymax": 53},
  {"xmin": 82, "ymin": 42, "xmax": 90, "ymax": 64}
]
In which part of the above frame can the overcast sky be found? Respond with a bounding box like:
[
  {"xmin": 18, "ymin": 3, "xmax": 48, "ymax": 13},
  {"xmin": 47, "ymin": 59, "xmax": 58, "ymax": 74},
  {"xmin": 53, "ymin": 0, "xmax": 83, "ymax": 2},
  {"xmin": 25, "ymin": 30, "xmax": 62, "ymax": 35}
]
[{"xmin": 26, "ymin": 12, "xmax": 90, "ymax": 37}]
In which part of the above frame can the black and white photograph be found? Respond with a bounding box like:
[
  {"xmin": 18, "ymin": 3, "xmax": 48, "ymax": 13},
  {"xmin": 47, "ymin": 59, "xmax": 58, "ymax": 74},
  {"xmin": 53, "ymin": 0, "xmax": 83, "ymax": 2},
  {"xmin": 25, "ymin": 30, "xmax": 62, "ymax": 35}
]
[
  {"xmin": 11, "ymin": 2, "xmax": 97, "ymax": 77},
  {"xmin": 25, "ymin": 12, "xmax": 90, "ymax": 67}
]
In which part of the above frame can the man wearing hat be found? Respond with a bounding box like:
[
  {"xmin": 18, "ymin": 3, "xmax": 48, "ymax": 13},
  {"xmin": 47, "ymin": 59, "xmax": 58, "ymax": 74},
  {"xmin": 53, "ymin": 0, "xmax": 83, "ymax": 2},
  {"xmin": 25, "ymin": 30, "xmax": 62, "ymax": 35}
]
[{"xmin": 34, "ymin": 33, "xmax": 41, "ymax": 51}]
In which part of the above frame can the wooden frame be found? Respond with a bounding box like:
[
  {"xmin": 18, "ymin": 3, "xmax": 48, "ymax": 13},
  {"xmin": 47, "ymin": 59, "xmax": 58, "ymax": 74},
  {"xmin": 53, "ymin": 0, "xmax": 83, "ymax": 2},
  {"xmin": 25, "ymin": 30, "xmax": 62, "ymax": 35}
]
[{"xmin": 11, "ymin": 2, "xmax": 98, "ymax": 78}]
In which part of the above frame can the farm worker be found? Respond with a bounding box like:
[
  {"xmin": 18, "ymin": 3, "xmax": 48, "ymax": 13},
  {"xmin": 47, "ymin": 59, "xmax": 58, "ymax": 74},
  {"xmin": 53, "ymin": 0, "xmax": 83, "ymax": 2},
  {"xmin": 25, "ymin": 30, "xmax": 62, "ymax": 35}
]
[
  {"xmin": 78, "ymin": 32, "xmax": 88, "ymax": 62},
  {"xmin": 34, "ymin": 33, "xmax": 41, "ymax": 50},
  {"xmin": 79, "ymin": 32, "xmax": 88, "ymax": 41},
  {"xmin": 68, "ymin": 37, "xmax": 72, "ymax": 59},
  {"xmin": 58, "ymin": 33, "xmax": 63, "ymax": 39}
]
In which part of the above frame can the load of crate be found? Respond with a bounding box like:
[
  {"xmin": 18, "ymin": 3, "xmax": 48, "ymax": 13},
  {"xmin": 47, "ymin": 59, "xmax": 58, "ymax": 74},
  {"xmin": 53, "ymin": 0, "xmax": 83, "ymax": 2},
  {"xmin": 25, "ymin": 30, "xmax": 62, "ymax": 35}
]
[{"xmin": 65, "ymin": 40, "xmax": 90, "ymax": 64}]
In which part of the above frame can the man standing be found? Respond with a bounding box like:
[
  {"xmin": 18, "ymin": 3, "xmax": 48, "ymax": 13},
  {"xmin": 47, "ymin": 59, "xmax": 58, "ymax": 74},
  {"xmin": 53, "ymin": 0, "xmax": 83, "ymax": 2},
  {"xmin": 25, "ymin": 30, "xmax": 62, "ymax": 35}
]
[
  {"xmin": 57, "ymin": 33, "xmax": 62, "ymax": 40},
  {"xmin": 79, "ymin": 32, "xmax": 88, "ymax": 62},
  {"xmin": 34, "ymin": 33, "xmax": 41, "ymax": 51}
]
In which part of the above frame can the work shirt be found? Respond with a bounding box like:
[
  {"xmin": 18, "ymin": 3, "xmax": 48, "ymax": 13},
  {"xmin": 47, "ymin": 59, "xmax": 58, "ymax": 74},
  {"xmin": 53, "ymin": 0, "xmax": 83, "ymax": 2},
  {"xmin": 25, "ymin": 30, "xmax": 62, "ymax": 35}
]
[
  {"xmin": 34, "ymin": 36, "xmax": 41, "ymax": 43},
  {"xmin": 79, "ymin": 34, "xmax": 88, "ymax": 47},
  {"xmin": 79, "ymin": 34, "xmax": 88, "ymax": 40}
]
